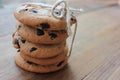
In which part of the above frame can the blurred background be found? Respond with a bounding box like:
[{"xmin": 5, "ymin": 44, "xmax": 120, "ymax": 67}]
[{"xmin": 0, "ymin": 0, "xmax": 118, "ymax": 37}]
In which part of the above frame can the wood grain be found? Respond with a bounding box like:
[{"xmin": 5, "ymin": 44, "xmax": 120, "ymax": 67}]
[{"xmin": 0, "ymin": 0, "xmax": 120, "ymax": 80}]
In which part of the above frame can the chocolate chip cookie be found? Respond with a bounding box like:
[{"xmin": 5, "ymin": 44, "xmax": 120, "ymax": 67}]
[
  {"xmin": 17, "ymin": 23, "xmax": 68, "ymax": 44},
  {"xmin": 15, "ymin": 53, "xmax": 68, "ymax": 73},
  {"xmin": 20, "ymin": 47, "xmax": 68, "ymax": 65}
]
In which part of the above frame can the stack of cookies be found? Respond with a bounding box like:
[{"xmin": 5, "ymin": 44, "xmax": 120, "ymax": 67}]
[{"xmin": 12, "ymin": 2, "xmax": 76, "ymax": 73}]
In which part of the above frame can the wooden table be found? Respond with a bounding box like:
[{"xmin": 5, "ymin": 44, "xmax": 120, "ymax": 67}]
[{"xmin": 0, "ymin": 0, "xmax": 120, "ymax": 80}]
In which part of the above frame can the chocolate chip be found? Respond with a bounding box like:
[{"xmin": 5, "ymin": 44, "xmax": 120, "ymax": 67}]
[
  {"xmin": 40, "ymin": 23, "xmax": 50, "ymax": 29},
  {"xmin": 25, "ymin": 9, "xmax": 28, "ymax": 11},
  {"xmin": 36, "ymin": 29, "xmax": 44, "ymax": 36},
  {"xmin": 49, "ymin": 33, "xmax": 57, "ymax": 40},
  {"xmin": 27, "ymin": 61, "xmax": 33, "ymax": 65},
  {"xmin": 71, "ymin": 18, "xmax": 74, "ymax": 21},
  {"xmin": 71, "ymin": 18, "xmax": 76, "ymax": 22},
  {"xmin": 12, "ymin": 33, "xmax": 15, "ymax": 37},
  {"xmin": 32, "ymin": 10, "xmax": 38, "ymax": 13},
  {"xmin": 14, "ymin": 39, "xmax": 18, "ymax": 44},
  {"xmin": 57, "ymin": 61, "xmax": 64, "ymax": 67},
  {"xmin": 19, "ymin": 9, "xmax": 28, "ymax": 13},
  {"xmin": 30, "ymin": 47, "xmax": 37, "ymax": 52},
  {"xmin": 21, "ymin": 39, "xmax": 26, "ymax": 44},
  {"xmin": 13, "ymin": 39, "xmax": 20, "ymax": 48},
  {"xmin": 18, "ymin": 25, "xmax": 22, "ymax": 30},
  {"xmin": 27, "ymin": 61, "xmax": 38, "ymax": 65},
  {"xmin": 17, "ymin": 49, "xmax": 20, "ymax": 52}
]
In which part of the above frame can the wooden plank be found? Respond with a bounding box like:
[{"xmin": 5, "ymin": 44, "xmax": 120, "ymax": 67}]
[
  {"xmin": 82, "ymin": 27, "xmax": 120, "ymax": 80},
  {"xmin": 108, "ymin": 66, "xmax": 120, "ymax": 80},
  {"xmin": 68, "ymin": 6, "xmax": 120, "ymax": 79}
]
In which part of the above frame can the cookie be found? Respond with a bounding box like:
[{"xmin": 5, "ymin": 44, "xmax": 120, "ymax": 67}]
[
  {"xmin": 12, "ymin": 32, "xmax": 20, "ymax": 49},
  {"xmin": 17, "ymin": 23, "xmax": 68, "ymax": 44},
  {"xmin": 14, "ymin": 53, "xmax": 67, "ymax": 73},
  {"xmin": 14, "ymin": 3, "xmax": 76, "ymax": 30},
  {"xmin": 14, "ymin": 3, "xmax": 68, "ymax": 30},
  {"xmin": 13, "ymin": 32, "xmax": 66, "ymax": 58},
  {"xmin": 20, "ymin": 47, "xmax": 68, "ymax": 65},
  {"xmin": 19, "ymin": 37, "xmax": 66, "ymax": 58}
]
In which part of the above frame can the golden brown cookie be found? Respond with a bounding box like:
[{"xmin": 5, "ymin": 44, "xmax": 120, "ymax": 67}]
[
  {"xmin": 14, "ymin": 53, "xmax": 68, "ymax": 73},
  {"xmin": 20, "ymin": 47, "xmax": 68, "ymax": 65},
  {"xmin": 19, "ymin": 38, "xmax": 66, "ymax": 58},
  {"xmin": 13, "ymin": 32, "xmax": 66, "ymax": 58},
  {"xmin": 17, "ymin": 23, "xmax": 68, "ymax": 44},
  {"xmin": 14, "ymin": 3, "xmax": 68, "ymax": 30}
]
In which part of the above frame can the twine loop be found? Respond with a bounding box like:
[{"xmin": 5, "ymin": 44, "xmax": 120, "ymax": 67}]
[
  {"xmin": 52, "ymin": 0, "xmax": 67, "ymax": 19},
  {"xmin": 51, "ymin": 0, "xmax": 78, "ymax": 58}
]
